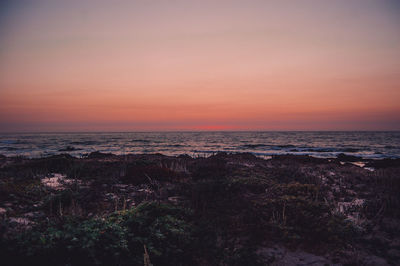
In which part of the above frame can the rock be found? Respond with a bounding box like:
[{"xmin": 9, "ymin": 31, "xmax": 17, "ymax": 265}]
[{"xmin": 0, "ymin": 207, "xmax": 6, "ymax": 216}]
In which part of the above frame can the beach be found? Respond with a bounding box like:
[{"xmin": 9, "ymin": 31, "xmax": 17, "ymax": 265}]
[
  {"xmin": 2, "ymin": 1, "xmax": 399, "ymax": 265},
  {"xmin": 1, "ymin": 151, "xmax": 399, "ymax": 265}
]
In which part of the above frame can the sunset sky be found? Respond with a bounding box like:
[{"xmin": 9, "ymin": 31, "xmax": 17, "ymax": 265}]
[{"xmin": 0, "ymin": 0, "xmax": 399, "ymax": 132}]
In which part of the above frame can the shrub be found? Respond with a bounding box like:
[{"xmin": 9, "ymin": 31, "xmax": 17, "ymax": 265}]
[{"xmin": 2, "ymin": 202, "xmax": 197, "ymax": 266}]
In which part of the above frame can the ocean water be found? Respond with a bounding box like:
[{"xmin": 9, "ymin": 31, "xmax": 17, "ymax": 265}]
[{"xmin": 0, "ymin": 131, "xmax": 399, "ymax": 159}]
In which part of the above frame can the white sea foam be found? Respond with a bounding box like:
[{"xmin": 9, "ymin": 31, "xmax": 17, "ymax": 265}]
[{"xmin": 0, "ymin": 132, "xmax": 399, "ymax": 160}]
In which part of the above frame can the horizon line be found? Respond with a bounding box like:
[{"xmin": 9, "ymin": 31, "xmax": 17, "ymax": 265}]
[{"xmin": 1, "ymin": 130, "xmax": 400, "ymax": 134}]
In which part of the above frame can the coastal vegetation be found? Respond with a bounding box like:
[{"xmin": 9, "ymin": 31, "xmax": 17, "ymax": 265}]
[{"xmin": 1, "ymin": 152, "xmax": 399, "ymax": 265}]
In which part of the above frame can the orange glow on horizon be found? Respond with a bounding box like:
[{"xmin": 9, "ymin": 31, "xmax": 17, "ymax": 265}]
[{"xmin": 0, "ymin": 1, "xmax": 399, "ymax": 131}]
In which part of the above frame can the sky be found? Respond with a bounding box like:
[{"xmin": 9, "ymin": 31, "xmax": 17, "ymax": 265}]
[{"xmin": 0, "ymin": 0, "xmax": 399, "ymax": 132}]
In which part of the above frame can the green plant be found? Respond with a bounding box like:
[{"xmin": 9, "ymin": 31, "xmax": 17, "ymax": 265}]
[{"xmin": 2, "ymin": 202, "xmax": 198, "ymax": 266}]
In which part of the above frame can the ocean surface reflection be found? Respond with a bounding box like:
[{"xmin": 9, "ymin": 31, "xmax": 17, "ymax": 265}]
[{"xmin": 0, "ymin": 131, "xmax": 399, "ymax": 159}]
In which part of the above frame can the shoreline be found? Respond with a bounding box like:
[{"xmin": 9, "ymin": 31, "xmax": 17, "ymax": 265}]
[
  {"xmin": 1, "ymin": 149, "xmax": 399, "ymax": 161},
  {"xmin": 2, "ymin": 150, "xmax": 400, "ymax": 169}
]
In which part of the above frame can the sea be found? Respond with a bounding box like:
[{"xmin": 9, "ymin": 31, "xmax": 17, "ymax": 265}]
[{"xmin": 0, "ymin": 131, "xmax": 399, "ymax": 159}]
